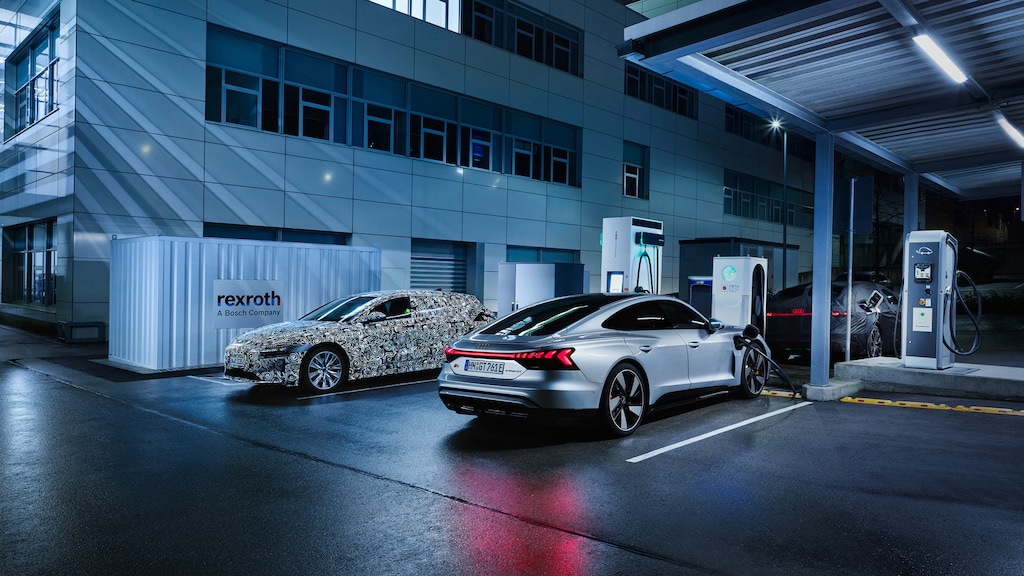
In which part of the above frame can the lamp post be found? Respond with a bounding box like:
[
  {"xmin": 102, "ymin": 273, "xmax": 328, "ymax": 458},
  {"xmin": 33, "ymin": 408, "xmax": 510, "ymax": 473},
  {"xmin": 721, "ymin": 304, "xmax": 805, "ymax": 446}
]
[{"xmin": 770, "ymin": 119, "xmax": 788, "ymax": 288}]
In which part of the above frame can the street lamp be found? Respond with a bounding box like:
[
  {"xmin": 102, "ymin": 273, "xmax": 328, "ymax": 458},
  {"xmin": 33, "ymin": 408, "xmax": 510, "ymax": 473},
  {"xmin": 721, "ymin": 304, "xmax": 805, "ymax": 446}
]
[{"xmin": 770, "ymin": 118, "xmax": 788, "ymax": 288}]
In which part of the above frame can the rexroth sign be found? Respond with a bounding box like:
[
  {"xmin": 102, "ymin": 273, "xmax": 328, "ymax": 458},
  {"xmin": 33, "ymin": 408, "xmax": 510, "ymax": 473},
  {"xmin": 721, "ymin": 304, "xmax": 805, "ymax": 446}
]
[{"xmin": 213, "ymin": 279, "xmax": 285, "ymax": 329}]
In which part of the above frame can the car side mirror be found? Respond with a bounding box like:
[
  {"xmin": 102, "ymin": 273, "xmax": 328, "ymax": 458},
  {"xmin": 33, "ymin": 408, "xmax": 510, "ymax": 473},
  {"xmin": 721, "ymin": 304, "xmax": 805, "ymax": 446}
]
[
  {"xmin": 707, "ymin": 319, "xmax": 724, "ymax": 333},
  {"xmin": 364, "ymin": 311, "xmax": 387, "ymax": 323}
]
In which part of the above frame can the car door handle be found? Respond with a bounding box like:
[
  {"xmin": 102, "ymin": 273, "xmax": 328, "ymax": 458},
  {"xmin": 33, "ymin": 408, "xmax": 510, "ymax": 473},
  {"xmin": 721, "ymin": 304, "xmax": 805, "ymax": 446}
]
[
  {"xmin": 639, "ymin": 345, "xmax": 652, "ymax": 353},
  {"xmin": 687, "ymin": 341, "xmax": 700, "ymax": 348}
]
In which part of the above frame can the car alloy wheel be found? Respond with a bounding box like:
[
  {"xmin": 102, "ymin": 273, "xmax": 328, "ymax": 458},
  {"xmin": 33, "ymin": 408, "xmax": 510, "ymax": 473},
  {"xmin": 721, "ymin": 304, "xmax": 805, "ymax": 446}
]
[
  {"xmin": 600, "ymin": 363, "xmax": 647, "ymax": 437},
  {"xmin": 865, "ymin": 323, "xmax": 883, "ymax": 358},
  {"xmin": 737, "ymin": 342, "xmax": 768, "ymax": 398},
  {"xmin": 301, "ymin": 345, "xmax": 348, "ymax": 393}
]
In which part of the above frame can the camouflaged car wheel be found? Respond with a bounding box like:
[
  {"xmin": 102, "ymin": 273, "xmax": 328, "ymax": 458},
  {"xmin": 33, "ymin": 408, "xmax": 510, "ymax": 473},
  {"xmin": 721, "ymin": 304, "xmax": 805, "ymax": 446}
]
[{"xmin": 300, "ymin": 345, "xmax": 348, "ymax": 393}]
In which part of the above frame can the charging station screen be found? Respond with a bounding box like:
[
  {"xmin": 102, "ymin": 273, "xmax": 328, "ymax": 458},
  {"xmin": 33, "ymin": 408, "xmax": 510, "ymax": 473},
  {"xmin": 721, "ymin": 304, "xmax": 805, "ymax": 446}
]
[
  {"xmin": 607, "ymin": 272, "xmax": 624, "ymax": 293},
  {"xmin": 914, "ymin": 263, "xmax": 932, "ymax": 282}
]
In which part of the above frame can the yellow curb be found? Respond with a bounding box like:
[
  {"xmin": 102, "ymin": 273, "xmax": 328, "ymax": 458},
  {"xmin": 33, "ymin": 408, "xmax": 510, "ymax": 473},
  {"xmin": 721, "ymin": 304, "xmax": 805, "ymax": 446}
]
[
  {"xmin": 841, "ymin": 396, "xmax": 1024, "ymax": 416},
  {"xmin": 764, "ymin": 390, "xmax": 802, "ymax": 398}
]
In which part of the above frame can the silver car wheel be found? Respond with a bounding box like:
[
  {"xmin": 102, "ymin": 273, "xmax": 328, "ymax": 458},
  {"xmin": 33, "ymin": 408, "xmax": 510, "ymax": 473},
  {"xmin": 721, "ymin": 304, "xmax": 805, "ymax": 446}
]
[
  {"xmin": 301, "ymin": 345, "xmax": 348, "ymax": 393},
  {"xmin": 600, "ymin": 363, "xmax": 647, "ymax": 437},
  {"xmin": 738, "ymin": 343, "xmax": 768, "ymax": 398}
]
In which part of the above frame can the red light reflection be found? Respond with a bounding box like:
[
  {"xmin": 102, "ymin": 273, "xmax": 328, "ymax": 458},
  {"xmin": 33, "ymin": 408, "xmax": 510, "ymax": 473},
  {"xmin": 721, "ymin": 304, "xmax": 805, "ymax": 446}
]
[{"xmin": 453, "ymin": 463, "xmax": 589, "ymax": 576}]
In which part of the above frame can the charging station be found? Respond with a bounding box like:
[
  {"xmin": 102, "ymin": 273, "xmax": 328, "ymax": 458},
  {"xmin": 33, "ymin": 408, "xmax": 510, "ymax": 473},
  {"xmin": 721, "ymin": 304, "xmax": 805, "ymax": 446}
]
[
  {"xmin": 711, "ymin": 256, "xmax": 768, "ymax": 334},
  {"xmin": 901, "ymin": 230, "xmax": 957, "ymax": 369},
  {"xmin": 601, "ymin": 217, "xmax": 664, "ymax": 293}
]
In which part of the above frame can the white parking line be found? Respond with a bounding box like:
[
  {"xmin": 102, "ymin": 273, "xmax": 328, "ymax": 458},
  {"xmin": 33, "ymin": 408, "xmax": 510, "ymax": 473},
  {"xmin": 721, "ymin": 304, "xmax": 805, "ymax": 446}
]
[
  {"xmin": 296, "ymin": 378, "xmax": 434, "ymax": 400},
  {"xmin": 627, "ymin": 401, "xmax": 814, "ymax": 463}
]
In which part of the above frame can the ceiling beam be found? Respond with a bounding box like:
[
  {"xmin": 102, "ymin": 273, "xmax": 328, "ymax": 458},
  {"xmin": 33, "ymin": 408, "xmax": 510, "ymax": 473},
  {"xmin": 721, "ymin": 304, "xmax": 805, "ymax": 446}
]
[
  {"xmin": 826, "ymin": 94, "xmax": 990, "ymax": 132},
  {"xmin": 622, "ymin": 0, "xmax": 872, "ymax": 60},
  {"xmin": 915, "ymin": 150, "xmax": 1024, "ymax": 173}
]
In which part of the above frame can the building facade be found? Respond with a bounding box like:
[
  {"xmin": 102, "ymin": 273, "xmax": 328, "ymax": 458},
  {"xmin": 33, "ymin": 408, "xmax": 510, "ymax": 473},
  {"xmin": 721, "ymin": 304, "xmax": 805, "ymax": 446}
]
[{"xmin": 0, "ymin": 0, "xmax": 815, "ymax": 336}]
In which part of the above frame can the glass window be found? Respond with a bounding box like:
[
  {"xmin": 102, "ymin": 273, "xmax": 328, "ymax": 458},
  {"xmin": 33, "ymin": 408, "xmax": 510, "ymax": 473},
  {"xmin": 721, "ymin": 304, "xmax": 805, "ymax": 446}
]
[
  {"xmin": 623, "ymin": 141, "xmax": 647, "ymax": 199},
  {"xmin": 483, "ymin": 296, "xmax": 609, "ymax": 336},
  {"xmin": 656, "ymin": 300, "xmax": 709, "ymax": 328},
  {"xmin": 223, "ymin": 70, "xmax": 259, "ymax": 127},
  {"xmin": 411, "ymin": 115, "xmax": 453, "ymax": 162},
  {"xmin": 410, "ymin": 84, "xmax": 457, "ymax": 120},
  {"xmin": 514, "ymin": 19, "xmax": 538, "ymax": 60},
  {"xmin": 203, "ymin": 25, "xmax": 582, "ymax": 185},
  {"xmin": 301, "ymin": 295, "xmax": 375, "ymax": 322},
  {"xmin": 465, "ymin": 1, "xmax": 496, "ymax": 44},
  {"xmin": 285, "ymin": 50, "xmax": 336, "ymax": 92},
  {"xmin": 353, "ymin": 69, "xmax": 406, "ymax": 108},
  {"xmin": 7, "ymin": 13, "xmax": 60, "ymax": 136},
  {"xmin": 625, "ymin": 64, "xmax": 641, "ymax": 98},
  {"xmin": 624, "ymin": 165, "xmax": 640, "ymax": 198},
  {"xmin": 301, "ymin": 88, "xmax": 331, "ymax": 140},
  {"xmin": 505, "ymin": 110, "xmax": 540, "ymax": 140},
  {"xmin": 284, "ymin": 84, "xmax": 300, "ymax": 135},
  {"xmin": 604, "ymin": 302, "xmax": 672, "ymax": 331},
  {"xmin": 261, "ymin": 79, "xmax": 280, "ymax": 132},
  {"xmin": 549, "ymin": 147, "xmax": 568, "ymax": 184},
  {"xmin": 372, "ymin": 296, "xmax": 412, "ymax": 318},
  {"xmin": 205, "ymin": 224, "xmax": 349, "ymax": 245},
  {"xmin": 366, "ymin": 104, "xmax": 395, "ymax": 151},
  {"xmin": 4, "ymin": 220, "xmax": 57, "ymax": 307},
  {"xmin": 511, "ymin": 139, "xmax": 536, "ymax": 177},
  {"xmin": 208, "ymin": 27, "xmax": 279, "ymax": 76},
  {"xmin": 461, "ymin": 127, "xmax": 493, "ymax": 169},
  {"xmin": 624, "ymin": 63, "xmax": 697, "ymax": 120},
  {"xmin": 461, "ymin": 99, "xmax": 501, "ymax": 130},
  {"xmin": 373, "ymin": 0, "xmax": 459, "ymax": 32}
]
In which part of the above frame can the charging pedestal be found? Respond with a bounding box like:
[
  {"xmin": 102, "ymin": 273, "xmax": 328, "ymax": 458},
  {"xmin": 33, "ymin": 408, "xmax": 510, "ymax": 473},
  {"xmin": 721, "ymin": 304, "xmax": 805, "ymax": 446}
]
[
  {"xmin": 711, "ymin": 256, "xmax": 768, "ymax": 334},
  {"xmin": 902, "ymin": 230, "xmax": 957, "ymax": 369},
  {"xmin": 601, "ymin": 217, "xmax": 664, "ymax": 293}
]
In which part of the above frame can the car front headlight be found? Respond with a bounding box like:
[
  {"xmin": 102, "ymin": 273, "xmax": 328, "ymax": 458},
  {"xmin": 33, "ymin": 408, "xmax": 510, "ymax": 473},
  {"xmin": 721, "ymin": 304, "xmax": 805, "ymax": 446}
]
[{"xmin": 259, "ymin": 347, "xmax": 294, "ymax": 357}]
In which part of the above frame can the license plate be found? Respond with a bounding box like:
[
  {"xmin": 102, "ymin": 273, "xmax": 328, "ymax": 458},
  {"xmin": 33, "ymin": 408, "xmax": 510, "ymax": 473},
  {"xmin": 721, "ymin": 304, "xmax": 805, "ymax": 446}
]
[
  {"xmin": 226, "ymin": 354, "xmax": 244, "ymax": 368},
  {"xmin": 464, "ymin": 359, "xmax": 504, "ymax": 374}
]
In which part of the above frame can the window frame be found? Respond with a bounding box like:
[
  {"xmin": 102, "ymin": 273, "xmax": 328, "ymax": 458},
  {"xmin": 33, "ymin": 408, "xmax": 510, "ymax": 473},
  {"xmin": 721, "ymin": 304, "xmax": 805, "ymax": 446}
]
[
  {"xmin": 3, "ymin": 219, "xmax": 57, "ymax": 308},
  {"xmin": 7, "ymin": 12, "xmax": 60, "ymax": 138},
  {"xmin": 204, "ymin": 26, "xmax": 581, "ymax": 186}
]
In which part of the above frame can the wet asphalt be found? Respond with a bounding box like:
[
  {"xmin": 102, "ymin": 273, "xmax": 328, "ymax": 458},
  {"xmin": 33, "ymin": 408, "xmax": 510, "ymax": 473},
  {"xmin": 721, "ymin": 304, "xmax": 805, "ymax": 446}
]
[{"xmin": 2, "ymin": 324, "xmax": 1024, "ymax": 576}]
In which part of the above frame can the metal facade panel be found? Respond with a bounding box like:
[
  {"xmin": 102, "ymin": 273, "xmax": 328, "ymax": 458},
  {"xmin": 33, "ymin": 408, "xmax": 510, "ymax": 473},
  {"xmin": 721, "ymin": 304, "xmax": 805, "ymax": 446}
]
[{"xmin": 109, "ymin": 236, "xmax": 381, "ymax": 371}]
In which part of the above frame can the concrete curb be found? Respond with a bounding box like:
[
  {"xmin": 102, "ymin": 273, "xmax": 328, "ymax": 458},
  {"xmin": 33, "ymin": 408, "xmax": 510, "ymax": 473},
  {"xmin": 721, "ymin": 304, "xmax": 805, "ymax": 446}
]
[{"xmin": 802, "ymin": 377, "xmax": 864, "ymax": 401}]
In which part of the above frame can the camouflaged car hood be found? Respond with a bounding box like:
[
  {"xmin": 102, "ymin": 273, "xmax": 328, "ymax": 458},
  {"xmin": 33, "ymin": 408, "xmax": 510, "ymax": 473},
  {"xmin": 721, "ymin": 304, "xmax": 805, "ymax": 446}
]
[{"xmin": 231, "ymin": 320, "xmax": 361, "ymax": 350}]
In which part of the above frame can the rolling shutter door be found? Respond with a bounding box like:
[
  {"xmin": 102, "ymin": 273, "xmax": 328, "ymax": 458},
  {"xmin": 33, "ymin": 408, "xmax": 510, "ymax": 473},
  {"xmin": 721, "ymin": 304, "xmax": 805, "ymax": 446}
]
[{"xmin": 410, "ymin": 239, "xmax": 467, "ymax": 292}]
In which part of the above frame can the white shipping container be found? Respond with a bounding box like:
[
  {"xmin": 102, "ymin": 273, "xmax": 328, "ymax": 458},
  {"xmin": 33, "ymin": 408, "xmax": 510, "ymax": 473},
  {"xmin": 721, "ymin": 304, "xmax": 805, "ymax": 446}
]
[{"xmin": 109, "ymin": 236, "xmax": 381, "ymax": 371}]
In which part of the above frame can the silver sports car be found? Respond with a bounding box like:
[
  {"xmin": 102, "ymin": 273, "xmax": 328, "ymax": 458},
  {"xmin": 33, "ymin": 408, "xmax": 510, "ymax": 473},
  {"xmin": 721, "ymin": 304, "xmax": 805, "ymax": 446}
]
[
  {"xmin": 224, "ymin": 290, "xmax": 494, "ymax": 393},
  {"xmin": 438, "ymin": 293, "xmax": 770, "ymax": 436}
]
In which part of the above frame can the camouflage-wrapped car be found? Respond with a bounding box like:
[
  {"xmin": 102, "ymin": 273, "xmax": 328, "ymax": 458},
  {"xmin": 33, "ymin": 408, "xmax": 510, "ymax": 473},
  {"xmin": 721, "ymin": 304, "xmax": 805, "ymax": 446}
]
[{"xmin": 224, "ymin": 290, "xmax": 494, "ymax": 392}]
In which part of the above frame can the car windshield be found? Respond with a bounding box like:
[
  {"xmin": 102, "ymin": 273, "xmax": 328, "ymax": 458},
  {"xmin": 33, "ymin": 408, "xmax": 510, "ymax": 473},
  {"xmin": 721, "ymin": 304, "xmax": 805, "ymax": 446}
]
[
  {"xmin": 299, "ymin": 295, "xmax": 376, "ymax": 322},
  {"xmin": 484, "ymin": 301, "xmax": 605, "ymax": 336}
]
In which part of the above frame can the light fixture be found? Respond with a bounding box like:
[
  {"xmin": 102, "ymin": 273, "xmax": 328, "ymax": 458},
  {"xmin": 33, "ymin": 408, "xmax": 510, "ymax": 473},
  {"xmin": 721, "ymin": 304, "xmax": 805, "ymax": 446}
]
[
  {"xmin": 995, "ymin": 111, "xmax": 1024, "ymax": 148},
  {"xmin": 912, "ymin": 34, "xmax": 967, "ymax": 84},
  {"xmin": 768, "ymin": 117, "xmax": 788, "ymax": 285}
]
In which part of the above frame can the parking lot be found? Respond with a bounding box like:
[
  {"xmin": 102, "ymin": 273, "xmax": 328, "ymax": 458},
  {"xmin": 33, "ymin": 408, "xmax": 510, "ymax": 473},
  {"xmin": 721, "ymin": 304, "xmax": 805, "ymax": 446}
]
[{"xmin": 3, "ymin": 343, "xmax": 1024, "ymax": 576}]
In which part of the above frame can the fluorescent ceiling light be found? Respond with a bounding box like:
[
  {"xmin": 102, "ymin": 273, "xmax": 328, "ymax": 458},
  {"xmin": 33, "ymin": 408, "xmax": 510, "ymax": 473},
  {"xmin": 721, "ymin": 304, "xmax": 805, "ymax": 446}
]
[
  {"xmin": 995, "ymin": 112, "xmax": 1024, "ymax": 148},
  {"xmin": 913, "ymin": 34, "xmax": 967, "ymax": 84}
]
